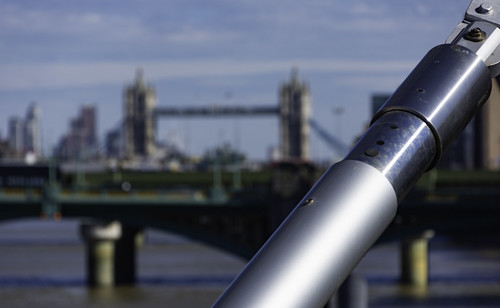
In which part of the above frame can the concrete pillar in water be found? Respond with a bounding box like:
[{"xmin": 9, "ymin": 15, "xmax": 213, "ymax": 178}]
[
  {"xmin": 325, "ymin": 275, "xmax": 368, "ymax": 308},
  {"xmin": 400, "ymin": 230, "xmax": 435, "ymax": 287},
  {"xmin": 80, "ymin": 221, "xmax": 122, "ymax": 287},
  {"xmin": 114, "ymin": 225, "xmax": 142, "ymax": 285}
]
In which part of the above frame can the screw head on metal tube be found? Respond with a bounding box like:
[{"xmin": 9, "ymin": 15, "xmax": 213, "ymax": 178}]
[{"xmin": 476, "ymin": 3, "xmax": 493, "ymax": 14}]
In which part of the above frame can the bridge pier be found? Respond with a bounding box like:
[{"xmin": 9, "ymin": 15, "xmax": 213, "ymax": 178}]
[
  {"xmin": 80, "ymin": 221, "xmax": 141, "ymax": 287},
  {"xmin": 400, "ymin": 230, "xmax": 435, "ymax": 287},
  {"xmin": 324, "ymin": 275, "xmax": 368, "ymax": 308}
]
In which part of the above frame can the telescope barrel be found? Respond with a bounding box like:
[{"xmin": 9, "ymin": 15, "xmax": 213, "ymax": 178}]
[{"xmin": 213, "ymin": 44, "xmax": 491, "ymax": 307}]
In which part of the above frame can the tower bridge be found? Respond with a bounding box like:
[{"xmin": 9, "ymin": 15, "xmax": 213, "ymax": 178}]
[
  {"xmin": 124, "ymin": 69, "xmax": 318, "ymax": 161},
  {"xmin": 119, "ymin": 68, "xmax": 348, "ymax": 162},
  {"xmin": 154, "ymin": 105, "xmax": 280, "ymax": 117}
]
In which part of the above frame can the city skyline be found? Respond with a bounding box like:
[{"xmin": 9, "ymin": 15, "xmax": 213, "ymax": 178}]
[
  {"xmin": 6, "ymin": 102, "xmax": 42, "ymax": 160},
  {"xmin": 1, "ymin": 69, "xmax": 315, "ymax": 163},
  {"xmin": 0, "ymin": 0, "xmax": 471, "ymax": 160}
]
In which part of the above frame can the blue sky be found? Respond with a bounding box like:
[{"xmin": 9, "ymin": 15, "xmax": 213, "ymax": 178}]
[{"xmin": 0, "ymin": 0, "xmax": 471, "ymax": 160}]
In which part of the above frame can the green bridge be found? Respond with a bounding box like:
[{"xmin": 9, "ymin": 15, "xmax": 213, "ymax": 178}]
[{"xmin": 1, "ymin": 163, "xmax": 500, "ymax": 288}]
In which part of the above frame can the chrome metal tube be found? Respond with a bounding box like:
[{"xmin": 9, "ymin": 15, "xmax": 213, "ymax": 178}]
[
  {"xmin": 213, "ymin": 44, "xmax": 491, "ymax": 308},
  {"xmin": 214, "ymin": 160, "xmax": 397, "ymax": 307},
  {"xmin": 371, "ymin": 44, "xmax": 492, "ymax": 172},
  {"xmin": 349, "ymin": 44, "xmax": 491, "ymax": 201}
]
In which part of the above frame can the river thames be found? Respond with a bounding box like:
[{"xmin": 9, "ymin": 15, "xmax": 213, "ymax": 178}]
[
  {"xmin": 0, "ymin": 219, "xmax": 245, "ymax": 307},
  {"xmin": 1, "ymin": 219, "xmax": 500, "ymax": 307}
]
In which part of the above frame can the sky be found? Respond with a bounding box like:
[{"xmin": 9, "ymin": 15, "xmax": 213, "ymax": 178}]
[{"xmin": 0, "ymin": 0, "xmax": 472, "ymax": 161}]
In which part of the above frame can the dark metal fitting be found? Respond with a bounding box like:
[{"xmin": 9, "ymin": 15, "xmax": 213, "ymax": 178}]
[
  {"xmin": 465, "ymin": 27, "xmax": 487, "ymax": 42},
  {"xmin": 475, "ymin": 3, "xmax": 493, "ymax": 14}
]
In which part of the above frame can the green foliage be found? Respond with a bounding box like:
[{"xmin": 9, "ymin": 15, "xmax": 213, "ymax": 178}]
[{"xmin": 200, "ymin": 143, "xmax": 246, "ymax": 166}]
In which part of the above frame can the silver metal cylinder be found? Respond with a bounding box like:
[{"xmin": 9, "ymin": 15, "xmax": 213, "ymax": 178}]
[
  {"xmin": 346, "ymin": 112, "xmax": 436, "ymax": 201},
  {"xmin": 372, "ymin": 44, "xmax": 491, "ymax": 169},
  {"xmin": 212, "ymin": 43, "xmax": 492, "ymax": 308},
  {"xmin": 213, "ymin": 160, "xmax": 397, "ymax": 308},
  {"xmin": 347, "ymin": 44, "xmax": 491, "ymax": 201}
]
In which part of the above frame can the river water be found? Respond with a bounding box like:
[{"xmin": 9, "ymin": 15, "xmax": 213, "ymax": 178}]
[
  {"xmin": 1, "ymin": 219, "xmax": 500, "ymax": 307},
  {"xmin": 0, "ymin": 219, "xmax": 245, "ymax": 308}
]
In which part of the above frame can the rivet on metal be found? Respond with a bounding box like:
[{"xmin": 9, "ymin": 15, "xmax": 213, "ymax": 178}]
[
  {"xmin": 364, "ymin": 148, "xmax": 379, "ymax": 157},
  {"xmin": 476, "ymin": 3, "xmax": 493, "ymax": 14},
  {"xmin": 303, "ymin": 198, "xmax": 315, "ymax": 206}
]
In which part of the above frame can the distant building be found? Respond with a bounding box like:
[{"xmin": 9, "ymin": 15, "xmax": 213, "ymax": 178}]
[
  {"xmin": 475, "ymin": 77, "xmax": 500, "ymax": 169},
  {"xmin": 371, "ymin": 94, "xmax": 390, "ymax": 116},
  {"xmin": 279, "ymin": 68, "xmax": 311, "ymax": 161},
  {"xmin": 6, "ymin": 102, "xmax": 43, "ymax": 160},
  {"xmin": 80, "ymin": 105, "xmax": 97, "ymax": 148},
  {"xmin": 8, "ymin": 117, "xmax": 24, "ymax": 158},
  {"xmin": 105, "ymin": 129, "xmax": 121, "ymax": 158},
  {"xmin": 24, "ymin": 103, "xmax": 42, "ymax": 157},
  {"xmin": 124, "ymin": 69, "xmax": 157, "ymax": 159},
  {"xmin": 54, "ymin": 105, "xmax": 97, "ymax": 161},
  {"xmin": 0, "ymin": 138, "xmax": 10, "ymax": 160}
]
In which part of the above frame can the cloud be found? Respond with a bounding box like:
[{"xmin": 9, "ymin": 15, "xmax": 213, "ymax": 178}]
[
  {"xmin": 415, "ymin": 4, "xmax": 430, "ymax": 16},
  {"xmin": 0, "ymin": 6, "xmax": 138, "ymax": 50},
  {"xmin": 0, "ymin": 58, "xmax": 415, "ymax": 91},
  {"xmin": 349, "ymin": 2, "xmax": 387, "ymax": 15},
  {"xmin": 331, "ymin": 75, "xmax": 409, "ymax": 92},
  {"xmin": 0, "ymin": 0, "xmax": 477, "ymax": 162},
  {"xmin": 165, "ymin": 27, "xmax": 241, "ymax": 44}
]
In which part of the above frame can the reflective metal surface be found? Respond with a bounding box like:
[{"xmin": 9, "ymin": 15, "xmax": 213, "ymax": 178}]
[
  {"xmin": 346, "ymin": 112, "xmax": 435, "ymax": 201},
  {"xmin": 466, "ymin": 0, "xmax": 500, "ymax": 27},
  {"xmin": 372, "ymin": 44, "xmax": 491, "ymax": 168},
  {"xmin": 446, "ymin": 0, "xmax": 500, "ymax": 75},
  {"xmin": 213, "ymin": 160, "xmax": 397, "ymax": 308},
  {"xmin": 213, "ymin": 3, "xmax": 499, "ymax": 307}
]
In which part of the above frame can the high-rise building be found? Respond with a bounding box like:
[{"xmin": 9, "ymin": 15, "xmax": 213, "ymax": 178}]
[
  {"xmin": 105, "ymin": 129, "xmax": 121, "ymax": 158},
  {"xmin": 279, "ymin": 68, "xmax": 311, "ymax": 160},
  {"xmin": 24, "ymin": 103, "xmax": 42, "ymax": 157},
  {"xmin": 124, "ymin": 69, "xmax": 157, "ymax": 158},
  {"xmin": 476, "ymin": 77, "xmax": 500, "ymax": 169},
  {"xmin": 371, "ymin": 94, "xmax": 390, "ymax": 116},
  {"xmin": 5, "ymin": 102, "xmax": 43, "ymax": 159},
  {"xmin": 54, "ymin": 105, "xmax": 97, "ymax": 160},
  {"xmin": 80, "ymin": 105, "xmax": 97, "ymax": 148},
  {"xmin": 8, "ymin": 117, "xmax": 24, "ymax": 158}
]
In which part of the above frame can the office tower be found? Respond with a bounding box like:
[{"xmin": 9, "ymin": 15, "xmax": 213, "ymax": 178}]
[
  {"xmin": 477, "ymin": 77, "xmax": 500, "ymax": 169},
  {"xmin": 105, "ymin": 129, "xmax": 121, "ymax": 158},
  {"xmin": 8, "ymin": 117, "xmax": 24, "ymax": 158},
  {"xmin": 80, "ymin": 105, "xmax": 97, "ymax": 148},
  {"xmin": 24, "ymin": 103, "xmax": 42, "ymax": 157},
  {"xmin": 55, "ymin": 105, "xmax": 97, "ymax": 160}
]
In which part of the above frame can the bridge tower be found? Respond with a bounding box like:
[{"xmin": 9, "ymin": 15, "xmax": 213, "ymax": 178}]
[
  {"xmin": 124, "ymin": 69, "xmax": 157, "ymax": 159},
  {"xmin": 279, "ymin": 68, "xmax": 311, "ymax": 160}
]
